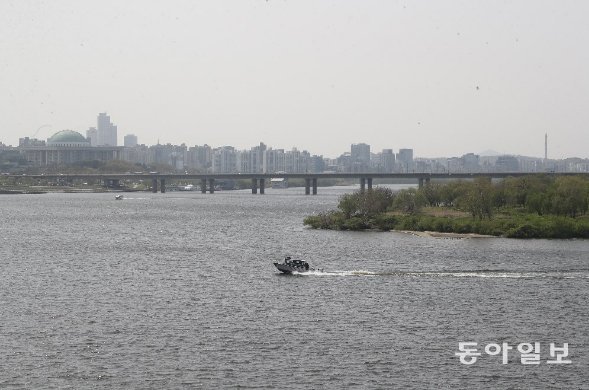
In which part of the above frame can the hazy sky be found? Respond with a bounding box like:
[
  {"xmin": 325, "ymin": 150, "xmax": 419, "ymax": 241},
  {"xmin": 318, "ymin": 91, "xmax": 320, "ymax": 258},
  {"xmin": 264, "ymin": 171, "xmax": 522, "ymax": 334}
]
[{"xmin": 1, "ymin": 1, "xmax": 588, "ymax": 158}]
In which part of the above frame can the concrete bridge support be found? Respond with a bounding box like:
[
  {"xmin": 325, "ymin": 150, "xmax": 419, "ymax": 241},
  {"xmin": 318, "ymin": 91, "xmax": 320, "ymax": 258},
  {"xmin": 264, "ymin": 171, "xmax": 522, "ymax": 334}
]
[
  {"xmin": 106, "ymin": 178, "xmax": 121, "ymax": 188},
  {"xmin": 160, "ymin": 179, "xmax": 166, "ymax": 193},
  {"xmin": 201, "ymin": 179, "xmax": 207, "ymax": 194},
  {"xmin": 152, "ymin": 178, "xmax": 158, "ymax": 193},
  {"xmin": 312, "ymin": 178, "xmax": 318, "ymax": 195},
  {"xmin": 305, "ymin": 178, "xmax": 311, "ymax": 195},
  {"xmin": 367, "ymin": 177, "xmax": 373, "ymax": 190},
  {"xmin": 418, "ymin": 177, "xmax": 431, "ymax": 188},
  {"xmin": 252, "ymin": 178, "xmax": 258, "ymax": 194},
  {"xmin": 208, "ymin": 178, "xmax": 215, "ymax": 194},
  {"xmin": 360, "ymin": 177, "xmax": 366, "ymax": 192},
  {"xmin": 259, "ymin": 178, "xmax": 265, "ymax": 194}
]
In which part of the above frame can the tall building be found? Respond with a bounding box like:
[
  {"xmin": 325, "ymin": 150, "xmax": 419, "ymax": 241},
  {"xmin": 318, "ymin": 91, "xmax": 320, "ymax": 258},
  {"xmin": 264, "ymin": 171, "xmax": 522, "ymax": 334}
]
[
  {"xmin": 351, "ymin": 143, "xmax": 371, "ymax": 172},
  {"xmin": 265, "ymin": 148, "xmax": 286, "ymax": 173},
  {"xmin": 461, "ymin": 153, "xmax": 480, "ymax": 172},
  {"xmin": 97, "ymin": 113, "xmax": 117, "ymax": 146},
  {"xmin": 351, "ymin": 143, "xmax": 370, "ymax": 163},
  {"xmin": 124, "ymin": 134, "xmax": 138, "ymax": 147},
  {"xmin": 380, "ymin": 149, "xmax": 395, "ymax": 173},
  {"xmin": 250, "ymin": 142, "xmax": 267, "ymax": 173},
  {"xmin": 186, "ymin": 144, "xmax": 212, "ymax": 171},
  {"xmin": 495, "ymin": 155, "xmax": 519, "ymax": 172},
  {"xmin": 86, "ymin": 127, "xmax": 98, "ymax": 146},
  {"xmin": 309, "ymin": 155, "xmax": 325, "ymax": 173},
  {"xmin": 397, "ymin": 148, "xmax": 414, "ymax": 172},
  {"xmin": 285, "ymin": 148, "xmax": 308, "ymax": 173},
  {"xmin": 19, "ymin": 137, "xmax": 45, "ymax": 147},
  {"xmin": 212, "ymin": 146, "xmax": 237, "ymax": 173}
]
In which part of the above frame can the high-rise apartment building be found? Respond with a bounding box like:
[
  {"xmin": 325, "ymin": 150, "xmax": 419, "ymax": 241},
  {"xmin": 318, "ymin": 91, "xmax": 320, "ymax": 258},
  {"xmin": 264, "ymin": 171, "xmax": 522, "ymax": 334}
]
[
  {"xmin": 186, "ymin": 144, "xmax": 212, "ymax": 171},
  {"xmin": 250, "ymin": 142, "xmax": 267, "ymax": 173},
  {"xmin": 351, "ymin": 143, "xmax": 370, "ymax": 163},
  {"xmin": 86, "ymin": 127, "xmax": 98, "ymax": 146},
  {"xmin": 397, "ymin": 148, "xmax": 414, "ymax": 172},
  {"xmin": 124, "ymin": 134, "xmax": 138, "ymax": 147},
  {"xmin": 97, "ymin": 113, "xmax": 117, "ymax": 146},
  {"xmin": 265, "ymin": 148, "xmax": 286, "ymax": 173},
  {"xmin": 212, "ymin": 146, "xmax": 237, "ymax": 173},
  {"xmin": 380, "ymin": 149, "xmax": 395, "ymax": 173},
  {"xmin": 351, "ymin": 143, "xmax": 371, "ymax": 172}
]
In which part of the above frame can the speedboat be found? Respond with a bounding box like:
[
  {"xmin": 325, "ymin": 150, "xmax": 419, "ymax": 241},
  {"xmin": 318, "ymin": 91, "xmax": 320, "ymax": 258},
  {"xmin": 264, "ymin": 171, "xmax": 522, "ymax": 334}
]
[
  {"xmin": 115, "ymin": 194, "xmax": 124, "ymax": 200},
  {"xmin": 274, "ymin": 257, "xmax": 315, "ymax": 274}
]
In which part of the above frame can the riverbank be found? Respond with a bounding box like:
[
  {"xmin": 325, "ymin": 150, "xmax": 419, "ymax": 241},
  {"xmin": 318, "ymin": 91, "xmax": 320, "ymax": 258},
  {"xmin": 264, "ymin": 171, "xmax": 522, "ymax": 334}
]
[
  {"xmin": 394, "ymin": 230, "xmax": 496, "ymax": 239},
  {"xmin": 0, "ymin": 189, "xmax": 47, "ymax": 195},
  {"xmin": 305, "ymin": 210, "xmax": 589, "ymax": 238},
  {"xmin": 0, "ymin": 186, "xmax": 143, "ymax": 194}
]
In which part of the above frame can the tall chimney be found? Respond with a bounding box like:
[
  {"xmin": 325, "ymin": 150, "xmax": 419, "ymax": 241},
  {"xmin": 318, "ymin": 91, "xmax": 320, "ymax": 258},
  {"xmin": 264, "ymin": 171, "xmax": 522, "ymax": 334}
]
[{"xmin": 544, "ymin": 133, "xmax": 548, "ymax": 160}]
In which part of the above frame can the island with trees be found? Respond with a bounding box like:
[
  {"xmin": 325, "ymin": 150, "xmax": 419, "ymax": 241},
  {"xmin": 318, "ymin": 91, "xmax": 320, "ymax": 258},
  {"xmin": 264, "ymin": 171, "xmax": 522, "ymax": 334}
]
[{"xmin": 303, "ymin": 175, "xmax": 589, "ymax": 238}]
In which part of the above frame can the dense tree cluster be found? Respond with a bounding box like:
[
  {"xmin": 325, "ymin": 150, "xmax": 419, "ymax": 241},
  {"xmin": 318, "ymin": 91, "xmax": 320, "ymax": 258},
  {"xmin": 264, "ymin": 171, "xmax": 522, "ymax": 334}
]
[
  {"xmin": 419, "ymin": 175, "xmax": 589, "ymax": 219},
  {"xmin": 304, "ymin": 175, "xmax": 589, "ymax": 238}
]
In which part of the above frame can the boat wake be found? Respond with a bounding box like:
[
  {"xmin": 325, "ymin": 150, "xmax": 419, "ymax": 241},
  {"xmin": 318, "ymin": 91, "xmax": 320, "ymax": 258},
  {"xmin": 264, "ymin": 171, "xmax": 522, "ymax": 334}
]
[{"xmin": 296, "ymin": 269, "xmax": 589, "ymax": 279}]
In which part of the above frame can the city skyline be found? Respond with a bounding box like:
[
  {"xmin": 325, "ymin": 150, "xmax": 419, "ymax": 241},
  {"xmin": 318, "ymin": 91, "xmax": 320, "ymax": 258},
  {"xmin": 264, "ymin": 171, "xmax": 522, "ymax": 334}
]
[
  {"xmin": 1, "ymin": 117, "xmax": 573, "ymax": 160},
  {"xmin": 1, "ymin": 2, "xmax": 588, "ymax": 159},
  {"xmin": 15, "ymin": 126, "xmax": 589, "ymax": 175},
  {"xmin": 8, "ymin": 114, "xmax": 574, "ymax": 161}
]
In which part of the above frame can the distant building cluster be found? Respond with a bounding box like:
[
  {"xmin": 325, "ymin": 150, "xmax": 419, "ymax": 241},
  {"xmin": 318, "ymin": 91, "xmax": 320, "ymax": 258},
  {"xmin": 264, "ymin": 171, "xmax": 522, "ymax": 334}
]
[
  {"xmin": 87, "ymin": 113, "xmax": 117, "ymax": 147},
  {"xmin": 413, "ymin": 154, "xmax": 589, "ymax": 174},
  {"xmin": 4, "ymin": 113, "xmax": 589, "ymax": 173},
  {"xmin": 118, "ymin": 142, "xmax": 416, "ymax": 174}
]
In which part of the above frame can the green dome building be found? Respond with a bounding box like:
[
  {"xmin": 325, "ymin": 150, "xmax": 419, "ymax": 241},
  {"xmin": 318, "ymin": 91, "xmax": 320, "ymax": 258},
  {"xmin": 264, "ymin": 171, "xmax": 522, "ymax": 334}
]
[
  {"xmin": 20, "ymin": 130, "xmax": 122, "ymax": 166},
  {"xmin": 47, "ymin": 130, "xmax": 90, "ymax": 147}
]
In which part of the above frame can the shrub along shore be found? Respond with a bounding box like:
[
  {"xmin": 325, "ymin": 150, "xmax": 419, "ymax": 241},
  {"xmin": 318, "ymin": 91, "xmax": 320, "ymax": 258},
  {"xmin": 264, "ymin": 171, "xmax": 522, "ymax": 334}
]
[{"xmin": 303, "ymin": 175, "xmax": 589, "ymax": 239}]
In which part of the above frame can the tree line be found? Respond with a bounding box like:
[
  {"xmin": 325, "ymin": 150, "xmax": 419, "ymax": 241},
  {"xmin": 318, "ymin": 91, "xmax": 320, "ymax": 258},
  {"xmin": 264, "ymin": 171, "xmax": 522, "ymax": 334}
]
[
  {"xmin": 418, "ymin": 175, "xmax": 589, "ymax": 219},
  {"xmin": 304, "ymin": 175, "xmax": 589, "ymax": 238}
]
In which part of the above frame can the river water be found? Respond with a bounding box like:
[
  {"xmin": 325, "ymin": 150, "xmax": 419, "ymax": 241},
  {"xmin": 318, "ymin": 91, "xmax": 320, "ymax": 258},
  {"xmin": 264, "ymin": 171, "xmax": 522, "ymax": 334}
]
[{"xmin": 1, "ymin": 186, "xmax": 588, "ymax": 389}]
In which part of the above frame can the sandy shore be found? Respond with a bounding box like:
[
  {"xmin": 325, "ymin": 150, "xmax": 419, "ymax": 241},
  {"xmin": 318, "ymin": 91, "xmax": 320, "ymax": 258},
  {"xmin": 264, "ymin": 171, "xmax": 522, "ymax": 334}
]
[{"xmin": 394, "ymin": 230, "xmax": 496, "ymax": 239}]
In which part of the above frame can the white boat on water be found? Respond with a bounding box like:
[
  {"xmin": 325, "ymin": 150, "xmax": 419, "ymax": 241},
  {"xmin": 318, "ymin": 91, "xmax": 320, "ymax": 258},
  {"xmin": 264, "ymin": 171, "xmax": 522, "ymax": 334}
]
[{"xmin": 115, "ymin": 194, "xmax": 123, "ymax": 200}]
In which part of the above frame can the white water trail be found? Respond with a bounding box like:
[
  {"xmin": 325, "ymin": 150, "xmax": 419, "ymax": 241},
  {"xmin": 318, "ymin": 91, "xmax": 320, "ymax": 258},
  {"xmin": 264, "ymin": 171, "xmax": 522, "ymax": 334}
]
[{"xmin": 296, "ymin": 269, "xmax": 589, "ymax": 279}]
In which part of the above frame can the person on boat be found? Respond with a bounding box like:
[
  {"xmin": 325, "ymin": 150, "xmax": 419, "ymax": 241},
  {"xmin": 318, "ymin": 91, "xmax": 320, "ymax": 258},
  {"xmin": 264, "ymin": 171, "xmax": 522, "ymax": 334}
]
[{"xmin": 285, "ymin": 256, "xmax": 291, "ymax": 264}]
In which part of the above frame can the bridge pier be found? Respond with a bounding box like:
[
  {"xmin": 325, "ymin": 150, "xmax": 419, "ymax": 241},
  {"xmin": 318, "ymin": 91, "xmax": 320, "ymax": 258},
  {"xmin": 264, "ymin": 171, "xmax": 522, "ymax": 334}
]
[
  {"xmin": 312, "ymin": 178, "xmax": 317, "ymax": 195},
  {"xmin": 417, "ymin": 177, "xmax": 431, "ymax": 188},
  {"xmin": 152, "ymin": 178, "xmax": 158, "ymax": 193},
  {"xmin": 367, "ymin": 177, "xmax": 373, "ymax": 190},
  {"xmin": 201, "ymin": 179, "xmax": 207, "ymax": 194},
  {"xmin": 107, "ymin": 178, "xmax": 121, "ymax": 188},
  {"xmin": 252, "ymin": 178, "xmax": 258, "ymax": 194},
  {"xmin": 208, "ymin": 178, "xmax": 215, "ymax": 194},
  {"xmin": 305, "ymin": 178, "xmax": 311, "ymax": 195},
  {"xmin": 259, "ymin": 178, "xmax": 265, "ymax": 194},
  {"xmin": 160, "ymin": 178, "xmax": 166, "ymax": 193},
  {"xmin": 360, "ymin": 177, "xmax": 366, "ymax": 192}
]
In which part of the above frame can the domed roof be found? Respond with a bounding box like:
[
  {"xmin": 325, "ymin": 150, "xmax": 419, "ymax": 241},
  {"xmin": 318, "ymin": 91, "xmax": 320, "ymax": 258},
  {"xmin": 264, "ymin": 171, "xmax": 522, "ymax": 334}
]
[{"xmin": 47, "ymin": 130, "xmax": 89, "ymax": 145}]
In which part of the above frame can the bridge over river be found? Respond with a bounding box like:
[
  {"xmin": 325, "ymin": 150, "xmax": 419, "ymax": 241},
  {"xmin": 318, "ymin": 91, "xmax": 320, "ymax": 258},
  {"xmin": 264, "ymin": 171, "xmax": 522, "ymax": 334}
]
[{"xmin": 7, "ymin": 172, "xmax": 588, "ymax": 195}]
